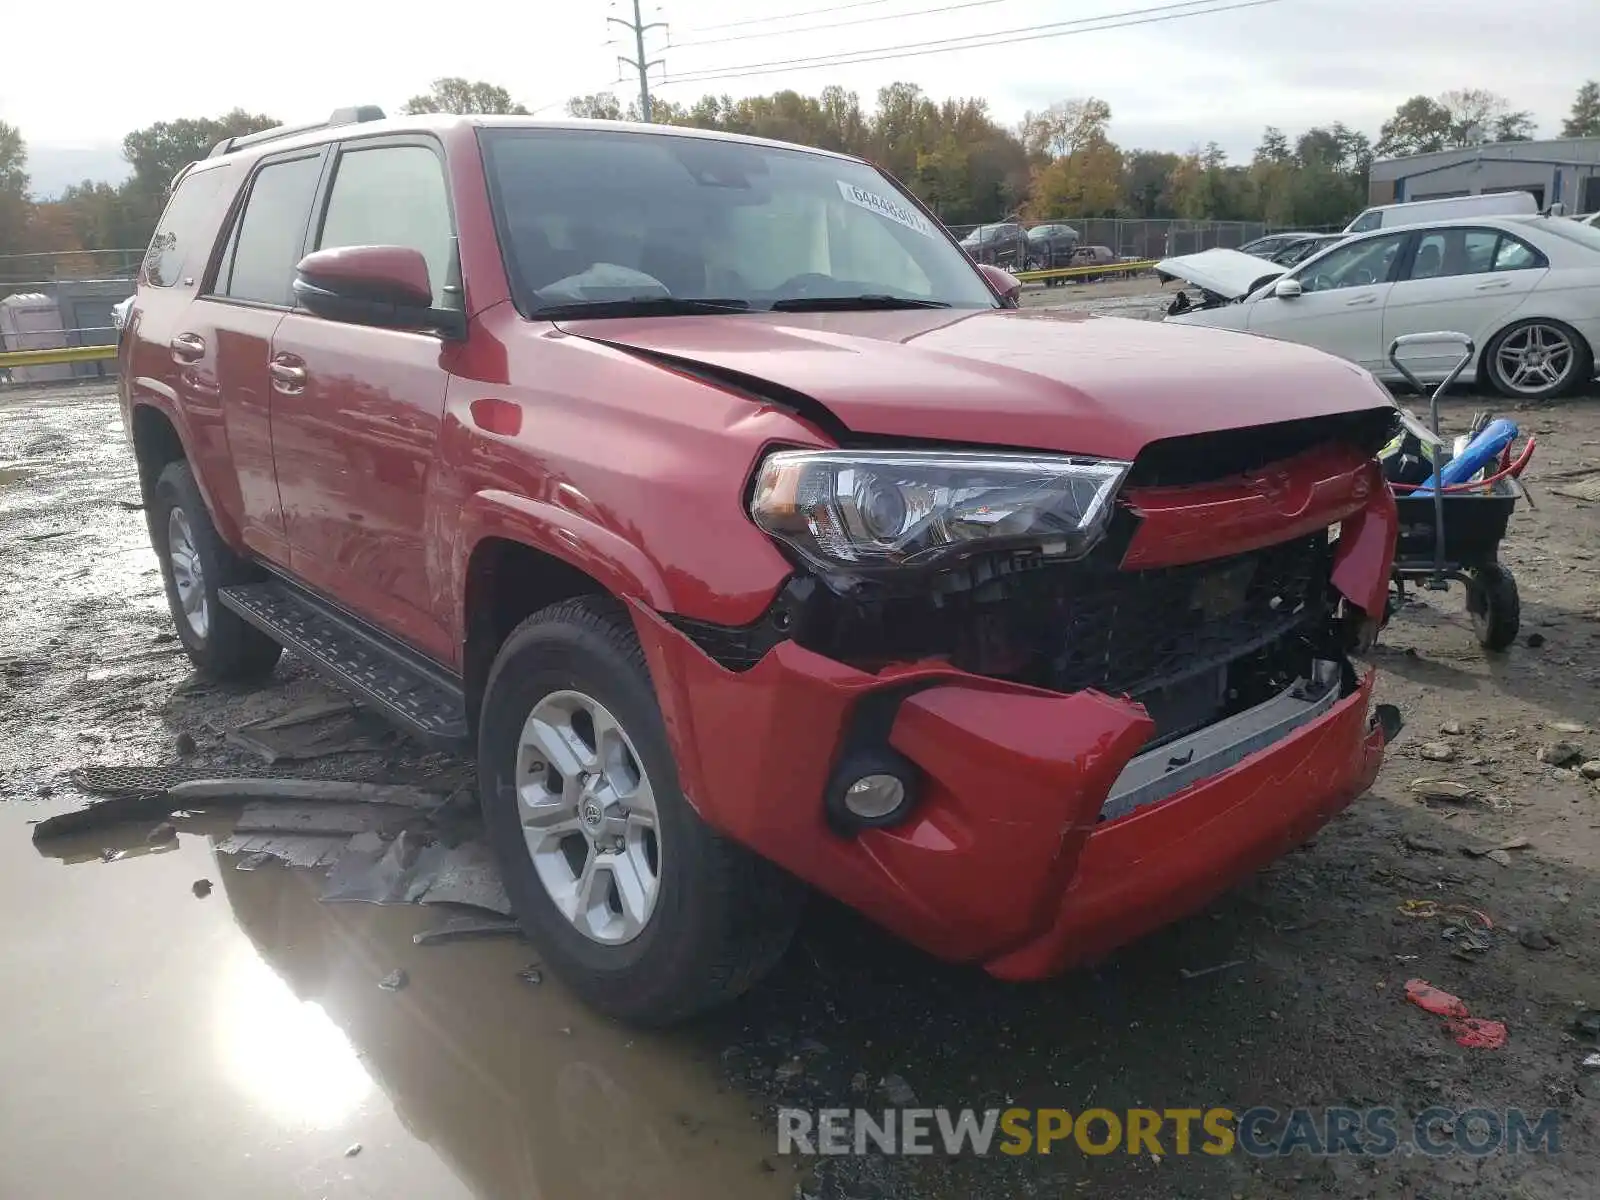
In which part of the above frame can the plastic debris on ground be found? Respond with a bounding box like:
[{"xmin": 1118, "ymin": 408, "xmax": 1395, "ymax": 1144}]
[{"xmin": 1404, "ymin": 978, "xmax": 1508, "ymax": 1049}]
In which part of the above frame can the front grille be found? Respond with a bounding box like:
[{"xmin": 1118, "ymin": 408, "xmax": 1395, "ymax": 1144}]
[
  {"xmin": 1044, "ymin": 533, "xmax": 1331, "ymax": 698},
  {"xmin": 1125, "ymin": 409, "xmax": 1398, "ymax": 488}
]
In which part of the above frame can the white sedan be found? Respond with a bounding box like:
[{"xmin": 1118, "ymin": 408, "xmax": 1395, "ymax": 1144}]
[{"xmin": 1160, "ymin": 214, "xmax": 1600, "ymax": 400}]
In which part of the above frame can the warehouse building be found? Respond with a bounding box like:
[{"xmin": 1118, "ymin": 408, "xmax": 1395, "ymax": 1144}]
[{"xmin": 1368, "ymin": 137, "xmax": 1600, "ymax": 212}]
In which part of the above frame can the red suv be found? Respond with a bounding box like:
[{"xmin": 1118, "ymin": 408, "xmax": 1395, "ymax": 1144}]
[{"xmin": 119, "ymin": 108, "xmax": 1401, "ymax": 1025}]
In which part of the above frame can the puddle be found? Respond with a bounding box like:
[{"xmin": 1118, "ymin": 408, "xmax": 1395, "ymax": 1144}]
[{"xmin": 1, "ymin": 807, "xmax": 792, "ymax": 1199}]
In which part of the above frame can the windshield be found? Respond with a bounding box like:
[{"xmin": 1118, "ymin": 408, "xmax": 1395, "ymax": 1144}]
[{"xmin": 480, "ymin": 128, "xmax": 997, "ymax": 315}]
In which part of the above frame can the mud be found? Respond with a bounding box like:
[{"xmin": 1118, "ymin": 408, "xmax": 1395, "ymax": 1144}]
[{"xmin": 3, "ymin": 377, "xmax": 1600, "ymax": 1199}]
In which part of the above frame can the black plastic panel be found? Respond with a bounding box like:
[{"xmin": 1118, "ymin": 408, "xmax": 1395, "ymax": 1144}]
[{"xmin": 219, "ymin": 581, "xmax": 468, "ymax": 748}]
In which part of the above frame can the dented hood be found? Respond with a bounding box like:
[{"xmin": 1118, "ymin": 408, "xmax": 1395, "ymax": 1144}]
[
  {"xmin": 1155, "ymin": 248, "xmax": 1286, "ymax": 300},
  {"xmin": 558, "ymin": 307, "xmax": 1391, "ymax": 461}
]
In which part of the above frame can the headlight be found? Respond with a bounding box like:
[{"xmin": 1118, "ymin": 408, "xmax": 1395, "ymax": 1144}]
[{"xmin": 749, "ymin": 449, "xmax": 1130, "ymax": 571}]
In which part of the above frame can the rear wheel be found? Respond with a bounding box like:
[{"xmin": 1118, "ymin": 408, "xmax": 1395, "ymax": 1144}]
[
  {"xmin": 477, "ymin": 597, "xmax": 805, "ymax": 1025},
  {"xmin": 1484, "ymin": 319, "xmax": 1591, "ymax": 400},
  {"xmin": 1466, "ymin": 563, "xmax": 1520, "ymax": 651},
  {"xmin": 151, "ymin": 461, "xmax": 281, "ymax": 680}
]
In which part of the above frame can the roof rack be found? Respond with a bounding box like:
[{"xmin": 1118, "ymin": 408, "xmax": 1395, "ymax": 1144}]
[{"xmin": 207, "ymin": 105, "xmax": 386, "ymax": 158}]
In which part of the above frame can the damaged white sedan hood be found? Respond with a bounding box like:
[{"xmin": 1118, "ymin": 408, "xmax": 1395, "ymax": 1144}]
[{"xmin": 1156, "ymin": 248, "xmax": 1286, "ymax": 300}]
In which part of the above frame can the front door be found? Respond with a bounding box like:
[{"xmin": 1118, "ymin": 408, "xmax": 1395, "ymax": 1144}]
[
  {"xmin": 268, "ymin": 138, "xmax": 457, "ymax": 661},
  {"xmin": 1246, "ymin": 231, "xmax": 1411, "ymax": 372}
]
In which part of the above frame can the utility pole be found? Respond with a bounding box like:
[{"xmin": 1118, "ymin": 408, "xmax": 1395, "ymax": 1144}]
[{"xmin": 609, "ymin": 0, "xmax": 665, "ymax": 122}]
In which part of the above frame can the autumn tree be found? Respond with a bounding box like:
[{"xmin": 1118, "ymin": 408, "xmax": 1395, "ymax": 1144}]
[
  {"xmin": 1377, "ymin": 89, "xmax": 1534, "ymax": 158},
  {"xmin": 1120, "ymin": 150, "xmax": 1182, "ymax": 217},
  {"xmin": 403, "ymin": 78, "xmax": 529, "ymax": 116},
  {"xmin": 1440, "ymin": 89, "xmax": 1535, "ymax": 144},
  {"xmin": 0, "ymin": 120, "xmax": 29, "ymax": 257},
  {"xmin": 1022, "ymin": 98, "xmax": 1121, "ymax": 219},
  {"xmin": 1562, "ymin": 81, "xmax": 1600, "ymax": 137}
]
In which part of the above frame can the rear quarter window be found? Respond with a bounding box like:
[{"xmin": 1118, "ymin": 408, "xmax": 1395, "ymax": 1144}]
[{"xmin": 141, "ymin": 168, "xmax": 231, "ymax": 288}]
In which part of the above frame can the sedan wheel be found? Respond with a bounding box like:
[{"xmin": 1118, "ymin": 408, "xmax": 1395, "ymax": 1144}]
[
  {"xmin": 516, "ymin": 689, "xmax": 661, "ymax": 945},
  {"xmin": 1486, "ymin": 320, "xmax": 1589, "ymax": 400}
]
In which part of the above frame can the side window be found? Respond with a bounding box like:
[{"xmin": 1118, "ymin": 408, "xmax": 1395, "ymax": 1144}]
[
  {"xmin": 1407, "ymin": 229, "xmax": 1499, "ymax": 280},
  {"xmin": 216, "ymin": 155, "xmax": 324, "ymax": 306},
  {"xmin": 1493, "ymin": 235, "xmax": 1544, "ymax": 271},
  {"xmin": 143, "ymin": 169, "xmax": 229, "ymax": 288},
  {"xmin": 1347, "ymin": 210, "xmax": 1382, "ymax": 234},
  {"xmin": 1297, "ymin": 234, "xmax": 1405, "ymax": 292},
  {"xmin": 316, "ymin": 144, "xmax": 454, "ymax": 307}
]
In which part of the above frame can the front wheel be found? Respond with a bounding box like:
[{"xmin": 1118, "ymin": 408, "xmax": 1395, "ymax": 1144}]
[
  {"xmin": 1484, "ymin": 319, "xmax": 1591, "ymax": 401},
  {"xmin": 477, "ymin": 597, "xmax": 805, "ymax": 1026},
  {"xmin": 1466, "ymin": 563, "xmax": 1520, "ymax": 651}
]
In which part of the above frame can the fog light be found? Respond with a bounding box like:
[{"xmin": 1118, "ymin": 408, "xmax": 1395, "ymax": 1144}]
[
  {"xmin": 844, "ymin": 773, "xmax": 905, "ymax": 819},
  {"xmin": 825, "ymin": 748, "xmax": 919, "ymax": 832}
]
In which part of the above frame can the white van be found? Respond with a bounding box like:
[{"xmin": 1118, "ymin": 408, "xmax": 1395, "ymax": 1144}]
[{"xmin": 1344, "ymin": 191, "xmax": 1538, "ymax": 234}]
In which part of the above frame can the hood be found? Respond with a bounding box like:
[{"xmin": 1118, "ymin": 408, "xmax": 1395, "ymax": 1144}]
[
  {"xmin": 556, "ymin": 308, "xmax": 1394, "ymax": 462},
  {"xmin": 1154, "ymin": 248, "xmax": 1285, "ymax": 300}
]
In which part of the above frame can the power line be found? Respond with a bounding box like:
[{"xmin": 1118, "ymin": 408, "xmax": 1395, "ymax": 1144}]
[
  {"xmin": 670, "ymin": 0, "xmax": 1012, "ymax": 49},
  {"xmin": 662, "ymin": 0, "xmax": 1284, "ymax": 86},
  {"xmin": 675, "ymin": 0, "xmax": 896, "ymax": 35}
]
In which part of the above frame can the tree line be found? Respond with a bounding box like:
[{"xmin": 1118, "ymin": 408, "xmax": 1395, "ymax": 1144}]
[{"xmin": 3, "ymin": 75, "xmax": 1599, "ymax": 273}]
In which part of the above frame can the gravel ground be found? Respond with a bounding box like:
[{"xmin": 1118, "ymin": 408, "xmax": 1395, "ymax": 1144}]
[{"xmin": 3, "ymin": 359, "xmax": 1599, "ymax": 1199}]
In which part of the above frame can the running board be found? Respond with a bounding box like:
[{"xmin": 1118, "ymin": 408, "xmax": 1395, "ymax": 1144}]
[
  {"xmin": 218, "ymin": 580, "xmax": 469, "ymax": 750},
  {"xmin": 1100, "ymin": 660, "xmax": 1344, "ymax": 822}
]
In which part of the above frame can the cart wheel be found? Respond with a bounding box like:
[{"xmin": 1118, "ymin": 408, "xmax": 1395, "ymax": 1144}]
[{"xmin": 1466, "ymin": 563, "xmax": 1520, "ymax": 651}]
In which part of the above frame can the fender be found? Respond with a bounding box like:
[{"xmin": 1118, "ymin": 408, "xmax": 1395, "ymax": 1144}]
[
  {"xmin": 454, "ymin": 488, "xmax": 678, "ymax": 636},
  {"xmin": 125, "ymin": 390, "xmax": 248, "ymax": 550}
]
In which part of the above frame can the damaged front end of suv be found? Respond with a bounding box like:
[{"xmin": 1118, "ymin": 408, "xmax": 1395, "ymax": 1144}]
[{"xmin": 635, "ymin": 404, "xmax": 1401, "ymax": 979}]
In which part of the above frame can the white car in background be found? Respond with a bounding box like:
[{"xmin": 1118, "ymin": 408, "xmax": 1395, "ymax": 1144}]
[{"xmin": 1159, "ymin": 215, "xmax": 1600, "ymax": 400}]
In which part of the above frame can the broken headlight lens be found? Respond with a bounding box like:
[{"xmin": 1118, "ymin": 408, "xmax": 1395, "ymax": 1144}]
[{"xmin": 749, "ymin": 449, "xmax": 1130, "ymax": 571}]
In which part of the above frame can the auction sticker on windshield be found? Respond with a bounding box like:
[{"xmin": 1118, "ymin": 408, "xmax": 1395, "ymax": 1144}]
[{"xmin": 837, "ymin": 181, "xmax": 935, "ymax": 238}]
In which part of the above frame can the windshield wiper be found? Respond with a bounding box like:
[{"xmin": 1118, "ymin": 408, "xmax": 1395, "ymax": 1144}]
[
  {"xmin": 533, "ymin": 296, "xmax": 752, "ymax": 319},
  {"xmin": 768, "ymin": 294, "xmax": 953, "ymax": 312}
]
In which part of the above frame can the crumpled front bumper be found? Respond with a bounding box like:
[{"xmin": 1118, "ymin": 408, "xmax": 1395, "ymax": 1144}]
[{"xmin": 629, "ymin": 462, "xmax": 1397, "ymax": 976}]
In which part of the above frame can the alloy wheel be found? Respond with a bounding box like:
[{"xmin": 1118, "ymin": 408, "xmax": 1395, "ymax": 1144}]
[
  {"xmin": 166, "ymin": 506, "xmax": 209, "ymax": 638},
  {"xmin": 515, "ymin": 689, "xmax": 662, "ymax": 945},
  {"xmin": 1494, "ymin": 323, "xmax": 1576, "ymax": 395}
]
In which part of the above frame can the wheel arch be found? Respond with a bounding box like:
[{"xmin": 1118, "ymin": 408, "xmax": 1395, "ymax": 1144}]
[
  {"xmin": 129, "ymin": 401, "xmax": 189, "ymax": 504},
  {"xmin": 456, "ymin": 488, "xmax": 683, "ymax": 735}
]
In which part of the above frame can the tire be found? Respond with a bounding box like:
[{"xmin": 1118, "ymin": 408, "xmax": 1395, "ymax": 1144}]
[
  {"xmin": 1483, "ymin": 319, "xmax": 1592, "ymax": 401},
  {"xmin": 151, "ymin": 461, "xmax": 282, "ymax": 680},
  {"xmin": 477, "ymin": 597, "xmax": 805, "ymax": 1026},
  {"xmin": 1466, "ymin": 563, "xmax": 1520, "ymax": 652}
]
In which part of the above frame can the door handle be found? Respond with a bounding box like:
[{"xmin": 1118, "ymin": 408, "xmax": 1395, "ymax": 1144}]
[
  {"xmin": 1344, "ymin": 295, "xmax": 1378, "ymax": 307},
  {"xmin": 169, "ymin": 332, "xmax": 205, "ymax": 361},
  {"xmin": 1474, "ymin": 279, "xmax": 1511, "ymax": 291},
  {"xmin": 269, "ymin": 358, "xmax": 307, "ymax": 393}
]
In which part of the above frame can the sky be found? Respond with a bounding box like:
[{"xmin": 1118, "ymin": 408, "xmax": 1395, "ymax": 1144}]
[{"xmin": 3, "ymin": 0, "xmax": 1595, "ymax": 197}]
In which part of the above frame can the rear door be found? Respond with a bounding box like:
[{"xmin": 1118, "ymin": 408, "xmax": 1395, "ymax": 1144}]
[
  {"xmin": 180, "ymin": 149, "xmax": 328, "ymax": 563},
  {"xmin": 1245, "ymin": 230, "xmax": 1411, "ymax": 371},
  {"xmin": 1380, "ymin": 225, "xmax": 1549, "ymax": 378},
  {"xmin": 267, "ymin": 136, "xmax": 456, "ymax": 661}
]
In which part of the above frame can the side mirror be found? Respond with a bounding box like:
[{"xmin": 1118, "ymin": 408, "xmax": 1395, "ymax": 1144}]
[
  {"xmin": 977, "ymin": 262, "xmax": 1022, "ymax": 308},
  {"xmin": 1273, "ymin": 278, "xmax": 1303, "ymax": 300},
  {"xmin": 293, "ymin": 245, "xmax": 465, "ymax": 338}
]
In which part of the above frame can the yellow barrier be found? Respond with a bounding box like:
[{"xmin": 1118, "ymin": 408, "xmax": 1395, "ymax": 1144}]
[
  {"xmin": 0, "ymin": 344, "xmax": 118, "ymax": 369},
  {"xmin": 1013, "ymin": 259, "xmax": 1158, "ymax": 284}
]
